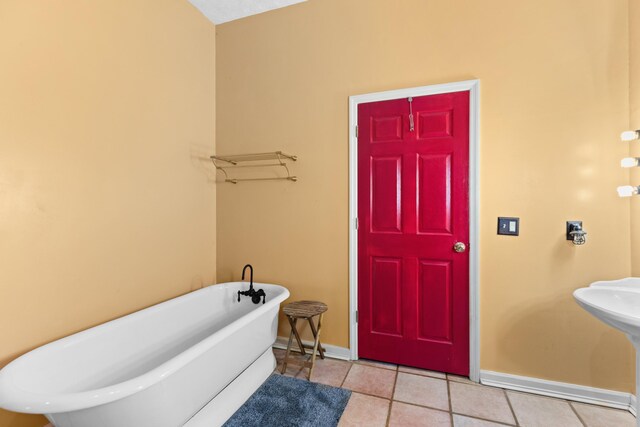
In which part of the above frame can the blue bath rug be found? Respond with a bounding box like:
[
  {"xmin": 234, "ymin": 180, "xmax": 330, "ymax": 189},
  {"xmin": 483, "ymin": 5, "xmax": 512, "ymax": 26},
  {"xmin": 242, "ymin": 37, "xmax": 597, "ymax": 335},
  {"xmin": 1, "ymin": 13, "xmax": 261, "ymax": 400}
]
[{"xmin": 223, "ymin": 374, "xmax": 351, "ymax": 427}]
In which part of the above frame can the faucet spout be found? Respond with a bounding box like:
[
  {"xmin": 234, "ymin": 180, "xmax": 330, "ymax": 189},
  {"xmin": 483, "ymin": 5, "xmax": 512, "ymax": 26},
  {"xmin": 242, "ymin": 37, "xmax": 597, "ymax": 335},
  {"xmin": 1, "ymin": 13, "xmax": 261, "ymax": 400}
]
[
  {"xmin": 242, "ymin": 264, "xmax": 254, "ymax": 291},
  {"xmin": 237, "ymin": 264, "xmax": 265, "ymax": 304}
]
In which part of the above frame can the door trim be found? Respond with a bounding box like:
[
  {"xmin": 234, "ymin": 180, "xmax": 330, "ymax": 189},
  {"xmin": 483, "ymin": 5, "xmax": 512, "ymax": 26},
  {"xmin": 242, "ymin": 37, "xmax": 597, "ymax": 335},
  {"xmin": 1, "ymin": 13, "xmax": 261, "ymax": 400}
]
[{"xmin": 348, "ymin": 80, "xmax": 480, "ymax": 382}]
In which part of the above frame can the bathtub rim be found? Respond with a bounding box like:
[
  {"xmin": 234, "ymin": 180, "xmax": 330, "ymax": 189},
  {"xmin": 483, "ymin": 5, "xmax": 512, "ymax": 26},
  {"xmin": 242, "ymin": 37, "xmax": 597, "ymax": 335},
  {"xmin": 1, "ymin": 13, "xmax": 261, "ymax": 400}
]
[{"xmin": 0, "ymin": 282, "xmax": 289, "ymax": 414}]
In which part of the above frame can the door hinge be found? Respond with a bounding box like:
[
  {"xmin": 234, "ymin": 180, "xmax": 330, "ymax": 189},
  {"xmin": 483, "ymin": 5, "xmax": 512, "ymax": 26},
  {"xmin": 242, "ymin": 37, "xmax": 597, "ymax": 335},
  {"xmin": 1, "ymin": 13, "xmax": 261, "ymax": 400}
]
[
  {"xmin": 355, "ymin": 125, "xmax": 358, "ymax": 138},
  {"xmin": 355, "ymin": 310, "xmax": 358, "ymax": 323},
  {"xmin": 355, "ymin": 218, "xmax": 358, "ymax": 229}
]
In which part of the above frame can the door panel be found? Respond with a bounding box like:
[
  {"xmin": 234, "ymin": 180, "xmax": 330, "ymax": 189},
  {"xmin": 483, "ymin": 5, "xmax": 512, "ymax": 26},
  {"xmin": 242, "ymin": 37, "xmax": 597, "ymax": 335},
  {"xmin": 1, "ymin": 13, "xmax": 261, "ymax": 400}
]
[
  {"xmin": 417, "ymin": 260, "xmax": 452, "ymax": 343},
  {"xmin": 370, "ymin": 257, "xmax": 403, "ymax": 336},
  {"xmin": 358, "ymin": 91, "xmax": 470, "ymax": 375},
  {"xmin": 417, "ymin": 153, "xmax": 452, "ymax": 234},
  {"xmin": 418, "ymin": 109, "xmax": 453, "ymax": 139},
  {"xmin": 372, "ymin": 116, "xmax": 404, "ymax": 142},
  {"xmin": 371, "ymin": 156, "xmax": 402, "ymax": 233}
]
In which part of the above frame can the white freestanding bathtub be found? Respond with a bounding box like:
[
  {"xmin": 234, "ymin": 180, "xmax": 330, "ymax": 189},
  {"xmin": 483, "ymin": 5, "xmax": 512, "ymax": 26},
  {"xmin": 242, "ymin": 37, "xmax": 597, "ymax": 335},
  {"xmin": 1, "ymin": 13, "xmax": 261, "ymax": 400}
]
[{"xmin": 0, "ymin": 282, "xmax": 289, "ymax": 427}]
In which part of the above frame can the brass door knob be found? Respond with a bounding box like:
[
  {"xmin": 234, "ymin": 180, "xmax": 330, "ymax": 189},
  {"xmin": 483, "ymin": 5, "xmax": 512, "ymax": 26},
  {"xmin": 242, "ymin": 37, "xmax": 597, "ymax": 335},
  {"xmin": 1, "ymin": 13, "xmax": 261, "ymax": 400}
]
[{"xmin": 453, "ymin": 242, "xmax": 467, "ymax": 253}]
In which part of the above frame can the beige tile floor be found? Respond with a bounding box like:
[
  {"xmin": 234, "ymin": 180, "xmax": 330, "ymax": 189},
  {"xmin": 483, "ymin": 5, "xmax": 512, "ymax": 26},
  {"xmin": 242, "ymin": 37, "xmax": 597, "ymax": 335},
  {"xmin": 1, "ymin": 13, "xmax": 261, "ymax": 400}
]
[{"xmin": 273, "ymin": 348, "xmax": 635, "ymax": 427}]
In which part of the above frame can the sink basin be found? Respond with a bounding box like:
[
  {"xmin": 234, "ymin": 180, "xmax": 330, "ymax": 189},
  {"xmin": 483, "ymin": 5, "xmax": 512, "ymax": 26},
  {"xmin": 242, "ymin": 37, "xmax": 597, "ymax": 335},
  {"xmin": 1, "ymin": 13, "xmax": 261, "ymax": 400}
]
[
  {"xmin": 574, "ymin": 278, "xmax": 640, "ymax": 425},
  {"xmin": 574, "ymin": 287, "xmax": 640, "ymax": 339},
  {"xmin": 590, "ymin": 277, "xmax": 640, "ymax": 291}
]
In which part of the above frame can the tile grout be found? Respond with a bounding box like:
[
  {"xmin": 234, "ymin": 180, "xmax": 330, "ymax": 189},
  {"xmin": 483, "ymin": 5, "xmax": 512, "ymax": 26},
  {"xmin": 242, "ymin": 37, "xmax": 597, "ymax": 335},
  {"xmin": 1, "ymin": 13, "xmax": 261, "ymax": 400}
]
[
  {"xmin": 389, "ymin": 397, "xmax": 452, "ymax": 415},
  {"xmin": 568, "ymin": 401, "xmax": 588, "ymax": 427},
  {"xmin": 450, "ymin": 411, "xmax": 518, "ymax": 427},
  {"xmin": 503, "ymin": 388, "xmax": 520, "ymax": 426},
  {"xmin": 339, "ymin": 362, "xmax": 353, "ymax": 389},
  {"xmin": 446, "ymin": 379, "xmax": 453, "ymax": 426},
  {"xmin": 384, "ymin": 395, "xmax": 520, "ymax": 427},
  {"xmin": 385, "ymin": 368, "xmax": 399, "ymax": 426},
  {"xmin": 385, "ymin": 385, "xmax": 521, "ymax": 427},
  {"xmin": 390, "ymin": 399, "xmax": 450, "ymax": 413}
]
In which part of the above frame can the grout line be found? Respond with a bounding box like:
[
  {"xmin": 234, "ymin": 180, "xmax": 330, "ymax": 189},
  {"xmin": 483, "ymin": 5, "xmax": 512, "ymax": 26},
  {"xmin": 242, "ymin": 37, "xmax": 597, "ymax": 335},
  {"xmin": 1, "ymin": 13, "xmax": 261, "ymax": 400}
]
[
  {"xmin": 568, "ymin": 401, "xmax": 588, "ymax": 427},
  {"xmin": 399, "ymin": 371, "xmax": 448, "ymax": 380},
  {"xmin": 354, "ymin": 359, "xmax": 398, "ymax": 371},
  {"xmin": 389, "ymin": 394, "xmax": 518, "ymax": 427},
  {"xmin": 447, "ymin": 378, "xmax": 454, "ymax": 426},
  {"xmin": 451, "ymin": 412, "xmax": 517, "ymax": 426},
  {"xmin": 389, "ymin": 398, "xmax": 451, "ymax": 415},
  {"xmin": 385, "ymin": 369, "xmax": 399, "ymax": 426},
  {"xmin": 386, "ymin": 396, "xmax": 517, "ymax": 427},
  {"xmin": 446, "ymin": 377, "xmax": 453, "ymax": 412},
  {"xmin": 389, "ymin": 399, "xmax": 450, "ymax": 414},
  {"xmin": 447, "ymin": 375, "xmax": 481, "ymax": 385},
  {"xmin": 339, "ymin": 361, "xmax": 354, "ymax": 389},
  {"xmin": 390, "ymin": 367, "xmax": 399, "ymax": 399},
  {"xmin": 347, "ymin": 390, "xmax": 393, "ymax": 402},
  {"xmin": 503, "ymin": 388, "xmax": 520, "ymax": 426}
]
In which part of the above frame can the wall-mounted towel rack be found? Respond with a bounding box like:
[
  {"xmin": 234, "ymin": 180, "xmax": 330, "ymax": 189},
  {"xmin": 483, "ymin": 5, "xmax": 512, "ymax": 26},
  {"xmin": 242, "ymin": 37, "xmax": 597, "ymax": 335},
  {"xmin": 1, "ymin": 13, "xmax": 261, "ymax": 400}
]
[{"xmin": 210, "ymin": 151, "xmax": 298, "ymax": 184}]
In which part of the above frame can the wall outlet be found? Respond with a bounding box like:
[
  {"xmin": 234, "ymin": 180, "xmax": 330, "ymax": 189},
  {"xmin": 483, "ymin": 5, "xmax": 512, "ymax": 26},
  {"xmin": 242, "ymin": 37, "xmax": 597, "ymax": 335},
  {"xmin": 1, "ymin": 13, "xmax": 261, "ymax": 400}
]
[{"xmin": 497, "ymin": 217, "xmax": 519, "ymax": 236}]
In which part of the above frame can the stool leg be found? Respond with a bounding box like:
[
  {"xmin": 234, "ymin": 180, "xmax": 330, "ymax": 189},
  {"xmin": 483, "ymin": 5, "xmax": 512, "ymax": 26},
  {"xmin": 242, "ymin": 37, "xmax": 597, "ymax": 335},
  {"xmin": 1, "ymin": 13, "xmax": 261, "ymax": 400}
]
[
  {"xmin": 289, "ymin": 316, "xmax": 306, "ymax": 356},
  {"xmin": 308, "ymin": 313, "xmax": 324, "ymax": 380},
  {"xmin": 281, "ymin": 317, "xmax": 296, "ymax": 374},
  {"xmin": 307, "ymin": 317, "xmax": 325, "ymax": 359}
]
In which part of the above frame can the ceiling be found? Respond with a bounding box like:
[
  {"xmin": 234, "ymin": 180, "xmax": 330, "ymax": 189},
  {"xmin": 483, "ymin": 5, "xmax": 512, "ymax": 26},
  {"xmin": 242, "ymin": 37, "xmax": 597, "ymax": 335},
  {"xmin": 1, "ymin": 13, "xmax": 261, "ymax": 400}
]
[{"xmin": 188, "ymin": 0, "xmax": 307, "ymax": 25}]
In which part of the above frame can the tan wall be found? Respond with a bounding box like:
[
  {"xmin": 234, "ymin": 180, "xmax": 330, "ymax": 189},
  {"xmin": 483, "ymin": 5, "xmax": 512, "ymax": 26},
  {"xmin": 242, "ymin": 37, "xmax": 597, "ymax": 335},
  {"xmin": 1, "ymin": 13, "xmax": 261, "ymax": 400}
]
[
  {"xmin": 631, "ymin": 0, "xmax": 640, "ymax": 275},
  {"xmin": 0, "ymin": 1, "xmax": 216, "ymax": 426},
  {"xmin": 216, "ymin": 0, "xmax": 635, "ymax": 392}
]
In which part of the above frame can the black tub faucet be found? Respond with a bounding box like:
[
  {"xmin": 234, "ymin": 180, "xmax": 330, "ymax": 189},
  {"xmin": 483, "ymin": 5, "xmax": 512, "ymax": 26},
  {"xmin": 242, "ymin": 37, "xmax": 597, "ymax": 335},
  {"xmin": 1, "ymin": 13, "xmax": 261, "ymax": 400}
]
[
  {"xmin": 242, "ymin": 264, "xmax": 253, "ymax": 291},
  {"xmin": 237, "ymin": 264, "xmax": 266, "ymax": 304}
]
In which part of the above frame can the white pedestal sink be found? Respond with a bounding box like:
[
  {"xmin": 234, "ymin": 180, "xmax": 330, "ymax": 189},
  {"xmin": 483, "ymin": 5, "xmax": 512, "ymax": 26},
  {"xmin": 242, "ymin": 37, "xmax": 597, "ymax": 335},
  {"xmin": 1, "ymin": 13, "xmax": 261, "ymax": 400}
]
[{"xmin": 574, "ymin": 278, "xmax": 640, "ymax": 426}]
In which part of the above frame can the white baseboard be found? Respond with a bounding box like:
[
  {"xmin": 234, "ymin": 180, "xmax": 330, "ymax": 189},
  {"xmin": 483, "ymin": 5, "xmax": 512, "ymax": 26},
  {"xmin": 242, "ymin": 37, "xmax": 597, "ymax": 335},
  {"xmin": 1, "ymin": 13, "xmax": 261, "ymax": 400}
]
[
  {"xmin": 273, "ymin": 336, "xmax": 351, "ymax": 360},
  {"xmin": 481, "ymin": 370, "xmax": 636, "ymax": 415}
]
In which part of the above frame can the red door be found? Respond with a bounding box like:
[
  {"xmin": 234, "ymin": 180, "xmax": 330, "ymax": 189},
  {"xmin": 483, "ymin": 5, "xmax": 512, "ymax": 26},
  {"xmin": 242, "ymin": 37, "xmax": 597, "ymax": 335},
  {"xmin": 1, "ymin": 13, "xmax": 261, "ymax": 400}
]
[{"xmin": 357, "ymin": 91, "xmax": 470, "ymax": 375}]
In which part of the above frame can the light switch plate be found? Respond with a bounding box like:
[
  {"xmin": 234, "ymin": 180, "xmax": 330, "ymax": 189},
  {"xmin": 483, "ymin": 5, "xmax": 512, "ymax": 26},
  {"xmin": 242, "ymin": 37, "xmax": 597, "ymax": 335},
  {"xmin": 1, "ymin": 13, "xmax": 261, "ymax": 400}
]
[{"xmin": 498, "ymin": 217, "xmax": 519, "ymax": 236}]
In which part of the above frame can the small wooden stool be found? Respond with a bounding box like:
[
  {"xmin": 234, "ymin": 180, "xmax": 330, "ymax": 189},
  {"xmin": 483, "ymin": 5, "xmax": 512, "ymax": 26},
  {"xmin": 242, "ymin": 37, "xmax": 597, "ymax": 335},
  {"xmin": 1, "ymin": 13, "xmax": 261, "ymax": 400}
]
[{"xmin": 281, "ymin": 300, "xmax": 328, "ymax": 380}]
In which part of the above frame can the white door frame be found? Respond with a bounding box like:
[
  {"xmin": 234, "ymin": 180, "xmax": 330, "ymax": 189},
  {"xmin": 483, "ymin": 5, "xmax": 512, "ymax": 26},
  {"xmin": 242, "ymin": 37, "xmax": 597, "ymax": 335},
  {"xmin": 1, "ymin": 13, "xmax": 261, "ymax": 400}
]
[{"xmin": 348, "ymin": 79, "xmax": 480, "ymax": 382}]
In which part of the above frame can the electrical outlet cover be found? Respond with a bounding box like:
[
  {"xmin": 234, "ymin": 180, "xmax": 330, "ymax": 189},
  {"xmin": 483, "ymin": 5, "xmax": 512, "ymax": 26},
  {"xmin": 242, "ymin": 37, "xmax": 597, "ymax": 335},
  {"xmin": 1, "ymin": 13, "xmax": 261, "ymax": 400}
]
[{"xmin": 498, "ymin": 217, "xmax": 519, "ymax": 236}]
